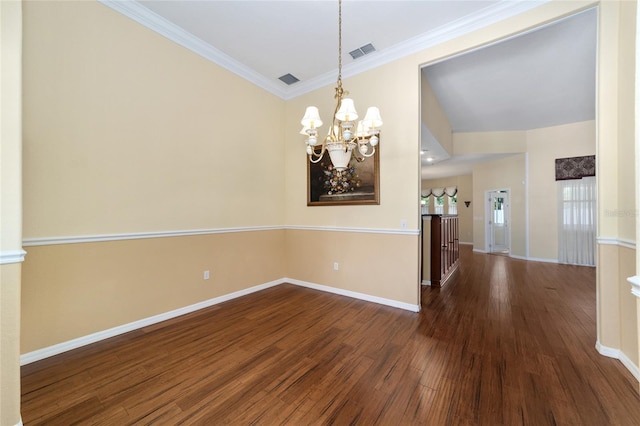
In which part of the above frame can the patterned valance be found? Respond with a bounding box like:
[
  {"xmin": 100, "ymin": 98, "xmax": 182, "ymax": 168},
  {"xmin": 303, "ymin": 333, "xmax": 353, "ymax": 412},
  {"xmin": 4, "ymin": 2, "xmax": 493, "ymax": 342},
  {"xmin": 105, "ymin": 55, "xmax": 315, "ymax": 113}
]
[
  {"xmin": 421, "ymin": 186, "xmax": 457, "ymax": 198},
  {"xmin": 555, "ymin": 155, "xmax": 595, "ymax": 181}
]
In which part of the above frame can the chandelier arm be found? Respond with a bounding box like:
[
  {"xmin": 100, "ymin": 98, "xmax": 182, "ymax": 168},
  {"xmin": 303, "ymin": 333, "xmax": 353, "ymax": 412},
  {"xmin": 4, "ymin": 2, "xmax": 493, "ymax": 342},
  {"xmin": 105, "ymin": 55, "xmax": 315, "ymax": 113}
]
[
  {"xmin": 351, "ymin": 150, "xmax": 363, "ymax": 162},
  {"xmin": 360, "ymin": 148, "xmax": 376, "ymax": 158},
  {"xmin": 309, "ymin": 153, "xmax": 325, "ymax": 164},
  {"xmin": 309, "ymin": 144, "xmax": 326, "ymax": 161}
]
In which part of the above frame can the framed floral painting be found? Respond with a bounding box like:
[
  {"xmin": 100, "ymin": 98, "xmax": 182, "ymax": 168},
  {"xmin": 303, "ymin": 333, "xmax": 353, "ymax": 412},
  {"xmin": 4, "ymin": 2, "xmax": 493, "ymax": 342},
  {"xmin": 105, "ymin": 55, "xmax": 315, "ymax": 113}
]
[{"xmin": 307, "ymin": 147, "xmax": 380, "ymax": 206}]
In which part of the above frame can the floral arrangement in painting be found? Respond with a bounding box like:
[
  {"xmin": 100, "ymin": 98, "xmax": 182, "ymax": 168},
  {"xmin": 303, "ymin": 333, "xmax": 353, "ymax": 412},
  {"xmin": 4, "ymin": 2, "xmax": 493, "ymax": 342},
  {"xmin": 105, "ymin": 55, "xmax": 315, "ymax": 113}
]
[{"xmin": 320, "ymin": 160, "xmax": 361, "ymax": 195}]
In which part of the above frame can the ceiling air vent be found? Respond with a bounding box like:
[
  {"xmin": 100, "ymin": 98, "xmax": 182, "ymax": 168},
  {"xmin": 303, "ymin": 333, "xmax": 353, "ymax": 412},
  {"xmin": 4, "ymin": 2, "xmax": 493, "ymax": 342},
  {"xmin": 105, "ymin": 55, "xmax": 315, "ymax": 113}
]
[
  {"xmin": 278, "ymin": 73, "xmax": 300, "ymax": 85},
  {"xmin": 349, "ymin": 43, "xmax": 376, "ymax": 60}
]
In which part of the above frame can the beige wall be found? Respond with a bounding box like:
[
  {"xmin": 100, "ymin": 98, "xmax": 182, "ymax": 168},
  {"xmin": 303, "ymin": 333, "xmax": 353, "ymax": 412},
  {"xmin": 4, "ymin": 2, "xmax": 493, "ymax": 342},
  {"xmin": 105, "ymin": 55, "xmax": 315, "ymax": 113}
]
[
  {"xmin": 0, "ymin": 0, "xmax": 23, "ymax": 424},
  {"xmin": 284, "ymin": 54, "xmax": 423, "ymax": 307},
  {"xmin": 620, "ymin": 247, "xmax": 638, "ymax": 367},
  {"xmin": 454, "ymin": 131, "xmax": 526, "ymax": 155},
  {"xmin": 22, "ymin": 1, "xmax": 285, "ymax": 238},
  {"xmin": 527, "ymin": 121, "xmax": 596, "ymax": 260},
  {"xmin": 285, "ymin": 230, "xmax": 419, "ymax": 305},
  {"xmin": 421, "ymin": 73, "xmax": 452, "ymax": 155},
  {"xmin": 22, "ymin": 231, "xmax": 285, "ymax": 353},
  {"xmin": 422, "ymin": 175, "xmax": 473, "ymax": 243},
  {"xmin": 284, "ymin": 54, "xmax": 421, "ymax": 232},
  {"xmin": 0, "ymin": 265, "xmax": 22, "ymax": 426},
  {"xmin": 596, "ymin": 0, "xmax": 637, "ymax": 371},
  {"xmin": 617, "ymin": 1, "xmax": 637, "ymax": 243},
  {"xmin": 20, "ymin": 1, "xmax": 287, "ymax": 354},
  {"xmin": 472, "ymin": 154, "xmax": 527, "ymax": 256},
  {"xmin": 454, "ymin": 121, "xmax": 595, "ymax": 261}
]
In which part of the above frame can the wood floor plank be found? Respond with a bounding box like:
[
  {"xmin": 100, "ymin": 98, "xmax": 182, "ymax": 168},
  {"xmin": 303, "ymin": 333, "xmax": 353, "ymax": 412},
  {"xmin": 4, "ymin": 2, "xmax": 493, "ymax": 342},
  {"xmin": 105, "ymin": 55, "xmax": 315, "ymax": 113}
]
[{"xmin": 21, "ymin": 246, "xmax": 640, "ymax": 425}]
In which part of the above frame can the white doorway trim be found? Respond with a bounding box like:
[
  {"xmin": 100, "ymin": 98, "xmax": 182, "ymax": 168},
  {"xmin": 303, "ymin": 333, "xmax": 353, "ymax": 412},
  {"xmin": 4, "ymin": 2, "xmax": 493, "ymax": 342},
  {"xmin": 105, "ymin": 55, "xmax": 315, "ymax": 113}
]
[{"xmin": 485, "ymin": 188, "xmax": 511, "ymax": 254}]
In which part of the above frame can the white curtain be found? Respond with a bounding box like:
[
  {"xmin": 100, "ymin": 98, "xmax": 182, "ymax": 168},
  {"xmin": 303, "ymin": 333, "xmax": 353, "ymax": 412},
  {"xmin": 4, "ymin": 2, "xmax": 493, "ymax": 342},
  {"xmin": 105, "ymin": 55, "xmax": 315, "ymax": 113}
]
[{"xmin": 557, "ymin": 176, "xmax": 596, "ymax": 266}]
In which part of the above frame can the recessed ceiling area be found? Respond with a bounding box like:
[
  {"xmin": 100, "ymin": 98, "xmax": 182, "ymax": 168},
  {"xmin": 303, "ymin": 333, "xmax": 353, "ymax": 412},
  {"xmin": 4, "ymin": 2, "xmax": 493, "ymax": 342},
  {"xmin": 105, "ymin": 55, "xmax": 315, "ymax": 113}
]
[{"xmin": 420, "ymin": 7, "xmax": 597, "ymax": 179}]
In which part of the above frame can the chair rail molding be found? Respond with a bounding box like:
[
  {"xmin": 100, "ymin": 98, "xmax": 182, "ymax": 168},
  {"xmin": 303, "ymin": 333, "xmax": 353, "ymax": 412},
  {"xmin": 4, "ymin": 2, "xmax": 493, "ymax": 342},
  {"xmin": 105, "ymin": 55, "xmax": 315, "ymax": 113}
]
[
  {"xmin": 0, "ymin": 249, "xmax": 27, "ymax": 265},
  {"xmin": 628, "ymin": 276, "xmax": 640, "ymax": 298}
]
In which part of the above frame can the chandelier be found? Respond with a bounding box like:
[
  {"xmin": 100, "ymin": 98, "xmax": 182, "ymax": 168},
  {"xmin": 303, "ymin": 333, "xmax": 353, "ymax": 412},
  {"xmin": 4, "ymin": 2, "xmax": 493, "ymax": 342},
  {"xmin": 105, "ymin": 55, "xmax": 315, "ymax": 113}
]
[{"xmin": 300, "ymin": 0, "xmax": 383, "ymax": 171}]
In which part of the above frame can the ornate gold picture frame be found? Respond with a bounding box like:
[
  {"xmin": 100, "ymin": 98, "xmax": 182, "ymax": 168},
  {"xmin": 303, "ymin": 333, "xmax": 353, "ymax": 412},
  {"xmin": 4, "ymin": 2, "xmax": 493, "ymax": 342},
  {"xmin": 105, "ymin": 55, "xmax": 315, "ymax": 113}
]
[{"xmin": 307, "ymin": 146, "xmax": 380, "ymax": 206}]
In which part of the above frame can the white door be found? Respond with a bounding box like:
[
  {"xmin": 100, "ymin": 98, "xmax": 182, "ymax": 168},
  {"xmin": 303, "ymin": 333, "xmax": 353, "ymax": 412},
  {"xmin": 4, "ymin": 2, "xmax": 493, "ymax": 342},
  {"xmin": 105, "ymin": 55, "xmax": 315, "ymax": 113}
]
[{"xmin": 488, "ymin": 190, "xmax": 510, "ymax": 253}]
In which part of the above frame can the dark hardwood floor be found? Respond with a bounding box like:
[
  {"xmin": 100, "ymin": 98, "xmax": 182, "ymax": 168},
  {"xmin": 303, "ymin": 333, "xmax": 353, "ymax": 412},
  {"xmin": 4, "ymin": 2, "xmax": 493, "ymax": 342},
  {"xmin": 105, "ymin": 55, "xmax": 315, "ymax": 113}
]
[{"xmin": 21, "ymin": 246, "xmax": 640, "ymax": 425}]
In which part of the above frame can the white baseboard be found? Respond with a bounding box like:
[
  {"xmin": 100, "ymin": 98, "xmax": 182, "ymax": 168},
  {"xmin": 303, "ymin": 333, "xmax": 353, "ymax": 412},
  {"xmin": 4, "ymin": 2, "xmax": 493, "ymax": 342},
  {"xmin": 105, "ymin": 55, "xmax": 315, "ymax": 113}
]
[
  {"xmin": 286, "ymin": 278, "xmax": 421, "ymax": 313},
  {"xmin": 459, "ymin": 242, "xmax": 473, "ymax": 246},
  {"xmin": 421, "ymin": 280, "xmax": 431, "ymax": 286},
  {"xmin": 20, "ymin": 279, "xmax": 284, "ymax": 365},
  {"xmin": 474, "ymin": 251, "xmax": 561, "ymax": 264},
  {"xmin": 596, "ymin": 341, "xmax": 640, "ymax": 381},
  {"xmin": 510, "ymin": 254, "xmax": 559, "ymax": 264},
  {"xmin": 21, "ymin": 278, "xmax": 420, "ymax": 365}
]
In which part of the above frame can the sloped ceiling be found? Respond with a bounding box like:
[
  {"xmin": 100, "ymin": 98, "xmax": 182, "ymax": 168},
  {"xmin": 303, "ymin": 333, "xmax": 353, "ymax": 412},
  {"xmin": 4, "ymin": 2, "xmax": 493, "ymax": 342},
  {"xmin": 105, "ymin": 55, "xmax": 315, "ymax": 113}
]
[{"xmin": 420, "ymin": 7, "xmax": 596, "ymax": 179}]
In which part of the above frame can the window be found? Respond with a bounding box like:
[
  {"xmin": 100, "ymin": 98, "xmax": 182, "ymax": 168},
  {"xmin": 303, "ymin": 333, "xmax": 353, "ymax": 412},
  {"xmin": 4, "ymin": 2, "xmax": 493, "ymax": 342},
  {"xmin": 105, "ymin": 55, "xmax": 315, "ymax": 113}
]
[
  {"xmin": 493, "ymin": 197, "xmax": 505, "ymax": 224},
  {"xmin": 448, "ymin": 195, "xmax": 457, "ymax": 215},
  {"xmin": 434, "ymin": 195, "xmax": 444, "ymax": 214},
  {"xmin": 421, "ymin": 196, "xmax": 430, "ymax": 214},
  {"xmin": 557, "ymin": 176, "xmax": 596, "ymax": 265}
]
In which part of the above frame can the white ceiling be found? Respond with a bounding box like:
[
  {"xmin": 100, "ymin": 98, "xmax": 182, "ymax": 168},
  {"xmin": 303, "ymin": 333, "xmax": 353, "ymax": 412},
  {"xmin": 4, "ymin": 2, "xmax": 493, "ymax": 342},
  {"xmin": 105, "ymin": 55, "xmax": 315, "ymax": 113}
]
[
  {"xmin": 101, "ymin": 1, "xmax": 597, "ymax": 179},
  {"xmin": 421, "ymin": 7, "xmax": 596, "ymax": 178}
]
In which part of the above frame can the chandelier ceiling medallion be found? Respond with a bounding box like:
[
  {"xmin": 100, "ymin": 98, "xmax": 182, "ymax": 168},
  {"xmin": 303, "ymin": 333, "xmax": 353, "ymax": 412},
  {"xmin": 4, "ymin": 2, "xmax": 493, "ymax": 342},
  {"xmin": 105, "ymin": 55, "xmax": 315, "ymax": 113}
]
[{"xmin": 300, "ymin": 0, "xmax": 383, "ymax": 171}]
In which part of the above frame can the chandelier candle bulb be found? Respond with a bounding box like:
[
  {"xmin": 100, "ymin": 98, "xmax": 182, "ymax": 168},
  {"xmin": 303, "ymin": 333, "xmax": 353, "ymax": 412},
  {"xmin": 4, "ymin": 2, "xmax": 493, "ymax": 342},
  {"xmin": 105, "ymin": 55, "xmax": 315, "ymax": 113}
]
[{"xmin": 335, "ymin": 98, "xmax": 358, "ymax": 122}]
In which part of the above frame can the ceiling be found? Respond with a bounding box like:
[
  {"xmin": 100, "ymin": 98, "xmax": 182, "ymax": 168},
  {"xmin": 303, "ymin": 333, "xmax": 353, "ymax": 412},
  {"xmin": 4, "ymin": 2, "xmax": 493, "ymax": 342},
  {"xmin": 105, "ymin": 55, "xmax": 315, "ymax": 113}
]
[
  {"xmin": 421, "ymin": 7, "xmax": 596, "ymax": 178},
  {"xmin": 102, "ymin": 1, "xmax": 597, "ymax": 179}
]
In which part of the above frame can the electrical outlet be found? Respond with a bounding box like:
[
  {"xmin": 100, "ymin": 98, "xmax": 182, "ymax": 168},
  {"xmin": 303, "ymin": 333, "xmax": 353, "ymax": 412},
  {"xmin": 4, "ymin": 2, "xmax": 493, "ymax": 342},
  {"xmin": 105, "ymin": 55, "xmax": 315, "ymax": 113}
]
[
  {"xmin": 401, "ymin": 220, "xmax": 407, "ymax": 229},
  {"xmin": 334, "ymin": 262, "xmax": 339, "ymax": 271},
  {"xmin": 203, "ymin": 270, "xmax": 210, "ymax": 280}
]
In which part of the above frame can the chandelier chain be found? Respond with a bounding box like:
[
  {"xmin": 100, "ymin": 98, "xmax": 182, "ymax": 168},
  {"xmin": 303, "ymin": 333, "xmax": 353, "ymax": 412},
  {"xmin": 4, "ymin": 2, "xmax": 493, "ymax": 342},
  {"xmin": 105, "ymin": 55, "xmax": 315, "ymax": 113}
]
[{"xmin": 337, "ymin": 0, "xmax": 342, "ymax": 86}]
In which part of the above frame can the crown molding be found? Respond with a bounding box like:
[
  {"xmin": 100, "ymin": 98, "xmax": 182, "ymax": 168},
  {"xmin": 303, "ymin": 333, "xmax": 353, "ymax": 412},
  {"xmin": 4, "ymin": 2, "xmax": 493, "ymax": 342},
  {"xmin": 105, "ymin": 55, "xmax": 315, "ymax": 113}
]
[
  {"xmin": 100, "ymin": 0, "xmax": 550, "ymax": 100},
  {"xmin": 98, "ymin": 0, "xmax": 289, "ymax": 99}
]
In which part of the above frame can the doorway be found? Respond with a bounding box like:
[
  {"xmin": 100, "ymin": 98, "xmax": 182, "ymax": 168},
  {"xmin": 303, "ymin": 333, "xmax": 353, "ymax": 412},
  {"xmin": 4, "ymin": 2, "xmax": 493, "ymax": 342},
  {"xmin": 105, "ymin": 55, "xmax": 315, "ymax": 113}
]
[{"xmin": 487, "ymin": 189, "xmax": 510, "ymax": 254}]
